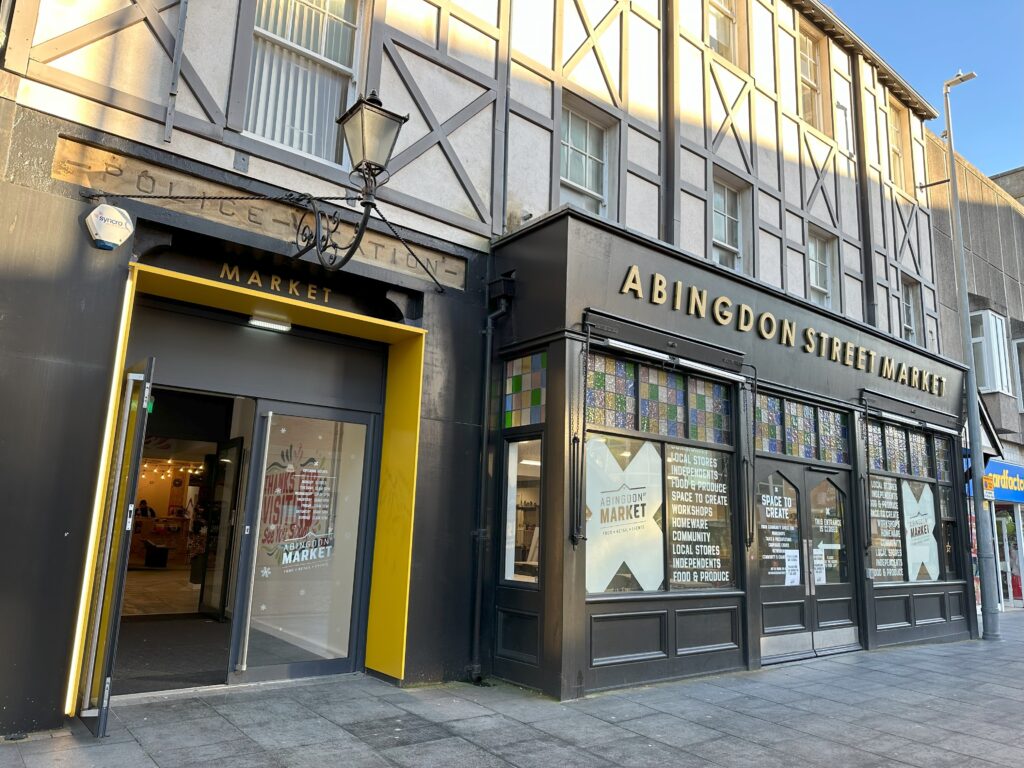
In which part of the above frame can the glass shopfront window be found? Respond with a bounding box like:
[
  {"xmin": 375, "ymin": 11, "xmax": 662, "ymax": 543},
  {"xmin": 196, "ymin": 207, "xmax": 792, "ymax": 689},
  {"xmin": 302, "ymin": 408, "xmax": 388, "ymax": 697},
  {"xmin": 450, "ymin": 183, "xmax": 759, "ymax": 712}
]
[
  {"xmin": 867, "ymin": 421, "xmax": 957, "ymax": 583},
  {"xmin": 584, "ymin": 352, "xmax": 736, "ymax": 595},
  {"xmin": 503, "ymin": 439, "xmax": 542, "ymax": 584}
]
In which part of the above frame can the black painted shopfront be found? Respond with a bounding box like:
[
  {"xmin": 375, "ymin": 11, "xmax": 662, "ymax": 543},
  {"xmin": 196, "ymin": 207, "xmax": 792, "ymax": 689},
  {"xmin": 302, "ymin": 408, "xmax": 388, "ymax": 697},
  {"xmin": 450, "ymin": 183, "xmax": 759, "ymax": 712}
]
[{"xmin": 488, "ymin": 209, "xmax": 976, "ymax": 700}]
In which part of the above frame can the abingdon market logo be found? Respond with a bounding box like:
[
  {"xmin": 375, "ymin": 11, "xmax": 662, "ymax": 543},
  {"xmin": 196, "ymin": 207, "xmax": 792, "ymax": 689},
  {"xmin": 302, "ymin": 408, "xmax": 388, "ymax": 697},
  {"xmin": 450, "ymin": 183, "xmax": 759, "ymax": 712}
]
[{"xmin": 260, "ymin": 444, "xmax": 336, "ymax": 568}]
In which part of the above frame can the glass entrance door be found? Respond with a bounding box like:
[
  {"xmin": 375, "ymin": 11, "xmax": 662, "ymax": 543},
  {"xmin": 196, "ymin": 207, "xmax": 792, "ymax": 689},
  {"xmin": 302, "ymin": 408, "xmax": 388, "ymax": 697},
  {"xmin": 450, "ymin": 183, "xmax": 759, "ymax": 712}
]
[
  {"xmin": 78, "ymin": 359, "xmax": 155, "ymax": 736},
  {"xmin": 756, "ymin": 461, "xmax": 859, "ymax": 662},
  {"xmin": 230, "ymin": 402, "xmax": 377, "ymax": 681}
]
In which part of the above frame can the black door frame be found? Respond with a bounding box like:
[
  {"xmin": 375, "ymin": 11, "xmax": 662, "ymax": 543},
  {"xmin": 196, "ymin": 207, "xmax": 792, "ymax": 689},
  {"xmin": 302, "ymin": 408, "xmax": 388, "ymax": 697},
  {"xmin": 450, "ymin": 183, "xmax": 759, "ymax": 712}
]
[{"xmin": 227, "ymin": 399, "xmax": 382, "ymax": 684}]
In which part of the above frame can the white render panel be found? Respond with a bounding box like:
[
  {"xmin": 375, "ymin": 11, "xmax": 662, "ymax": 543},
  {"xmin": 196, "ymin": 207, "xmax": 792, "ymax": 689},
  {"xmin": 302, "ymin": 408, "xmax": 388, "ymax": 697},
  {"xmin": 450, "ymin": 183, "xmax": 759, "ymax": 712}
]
[
  {"xmin": 786, "ymin": 246, "xmax": 805, "ymax": 297},
  {"xmin": 754, "ymin": 91, "xmax": 779, "ymax": 190},
  {"xmin": 628, "ymin": 12, "xmax": 660, "ymax": 129},
  {"xmin": 785, "ymin": 210, "xmax": 803, "ymax": 244},
  {"xmin": 380, "ymin": 55, "xmax": 431, "ymax": 156},
  {"xmin": 844, "ymin": 274, "xmax": 864, "ymax": 321},
  {"xmin": 454, "ymin": 0, "xmax": 499, "ymax": 25},
  {"xmin": 33, "ymin": 0, "xmax": 126, "ymax": 44},
  {"xmin": 678, "ymin": 0, "xmax": 702, "ymax": 41},
  {"xmin": 510, "ymin": 0, "xmax": 554, "ymax": 67},
  {"xmin": 626, "ymin": 173, "xmax": 660, "ymax": 238},
  {"xmin": 777, "ymin": 28, "xmax": 797, "ymax": 115},
  {"xmin": 186, "ymin": 0, "xmax": 237, "ymax": 108},
  {"xmin": 388, "ymin": 143, "xmax": 476, "ymax": 219},
  {"xmin": 678, "ymin": 38, "xmax": 705, "ymax": 147},
  {"xmin": 782, "ymin": 116, "xmax": 801, "ymax": 206},
  {"xmin": 510, "ymin": 62, "xmax": 552, "ymax": 117},
  {"xmin": 758, "ymin": 190, "xmax": 781, "ymax": 230},
  {"xmin": 386, "ymin": 0, "xmax": 440, "ymax": 47},
  {"xmin": 839, "ymin": 158, "xmax": 860, "ymax": 238},
  {"xmin": 842, "ymin": 241, "xmax": 861, "ymax": 273},
  {"xmin": 679, "ymin": 146, "xmax": 705, "ymax": 189},
  {"xmin": 752, "ymin": 2, "xmax": 776, "ymax": 94},
  {"xmin": 448, "ymin": 103, "xmax": 494, "ymax": 209},
  {"xmin": 448, "ymin": 15, "xmax": 497, "ymax": 78},
  {"xmin": 680, "ymin": 191, "xmax": 705, "ymax": 256},
  {"xmin": 759, "ymin": 230, "xmax": 783, "ymax": 288},
  {"xmin": 628, "ymin": 128, "xmax": 660, "ymax": 175},
  {"xmin": 505, "ymin": 114, "xmax": 552, "ymax": 224},
  {"xmin": 402, "ymin": 47, "xmax": 486, "ymax": 124}
]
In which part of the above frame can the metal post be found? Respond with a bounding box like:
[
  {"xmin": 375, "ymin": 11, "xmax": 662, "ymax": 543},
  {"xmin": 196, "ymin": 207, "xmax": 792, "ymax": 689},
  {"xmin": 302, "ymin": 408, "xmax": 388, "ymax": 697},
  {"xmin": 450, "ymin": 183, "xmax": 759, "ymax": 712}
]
[{"xmin": 944, "ymin": 72, "xmax": 1000, "ymax": 638}]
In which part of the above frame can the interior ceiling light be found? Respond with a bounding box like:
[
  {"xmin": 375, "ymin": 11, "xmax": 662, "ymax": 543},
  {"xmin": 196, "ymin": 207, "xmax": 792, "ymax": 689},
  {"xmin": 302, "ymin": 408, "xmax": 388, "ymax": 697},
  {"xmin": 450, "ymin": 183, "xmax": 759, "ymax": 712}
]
[
  {"xmin": 249, "ymin": 315, "xmax": 292, "ymax": 333},
  {"xmin": 520, "ymin": 459, "xmax": 541, "ymax": 466}
]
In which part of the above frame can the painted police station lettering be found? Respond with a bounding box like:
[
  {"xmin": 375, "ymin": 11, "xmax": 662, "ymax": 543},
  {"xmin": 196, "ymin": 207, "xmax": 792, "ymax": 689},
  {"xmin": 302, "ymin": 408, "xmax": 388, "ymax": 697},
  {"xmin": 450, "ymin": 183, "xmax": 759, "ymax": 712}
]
[
  {"xmin": 619, "ymin": 265, "xmax": 947, "ymax": 399},
  {"xmin": 219, "ymin": 262, "xmax": 334, "ymax": 305}
]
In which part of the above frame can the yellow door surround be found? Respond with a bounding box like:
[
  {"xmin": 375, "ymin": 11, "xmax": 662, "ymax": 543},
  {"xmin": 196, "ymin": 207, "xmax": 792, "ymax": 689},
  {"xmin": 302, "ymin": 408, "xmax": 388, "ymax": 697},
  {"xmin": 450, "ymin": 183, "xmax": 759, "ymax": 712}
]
[{"xmin": 66, "ymin": 261, "xmax": 425, "ymax": 714}]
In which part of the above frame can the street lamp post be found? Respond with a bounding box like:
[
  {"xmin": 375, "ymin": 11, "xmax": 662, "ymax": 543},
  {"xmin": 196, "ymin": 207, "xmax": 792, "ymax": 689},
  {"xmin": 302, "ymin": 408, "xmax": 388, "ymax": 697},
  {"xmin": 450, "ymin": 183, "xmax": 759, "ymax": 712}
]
[{"xmin": 944, "ymin": 70, "xmax": 1000, "ymax": 639}]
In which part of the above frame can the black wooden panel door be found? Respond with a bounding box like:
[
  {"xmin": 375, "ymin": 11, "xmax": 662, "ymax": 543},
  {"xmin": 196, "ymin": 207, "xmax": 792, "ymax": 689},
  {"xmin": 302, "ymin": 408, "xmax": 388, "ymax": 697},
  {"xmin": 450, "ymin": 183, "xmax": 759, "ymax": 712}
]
[{"xmin": 756, "ymin": 461, "xmax": 859, "ymax": 662}]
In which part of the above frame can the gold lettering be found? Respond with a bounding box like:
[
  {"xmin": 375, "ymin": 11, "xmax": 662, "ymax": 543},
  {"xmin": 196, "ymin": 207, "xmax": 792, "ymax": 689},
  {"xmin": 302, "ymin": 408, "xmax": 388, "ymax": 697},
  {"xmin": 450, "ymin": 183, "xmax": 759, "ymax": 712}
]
[
  {"xmin": 817, "ymin": 332, "xmax": 831, "ymax": 358},
  {"xmin": 880, "ymin": 356, "xmax": 896, "ymax": 380},
  {"xmin": 780, "ymin": 320, "xmax": 796, "ymax": 347},
  {"xmin": 856, "ymin": 347, "xmax": 867, "ymax": 371},
  {"xmin": 920, "ymin": 371, "xmax": 932, "ymax": 392},
  {"xmin": 803, "ymin": 328, "xmax": 816, "ymax": 353},
  {"xmin": 307, "ymin": 284, "xmax": 318, "ymax": 301},
  {"xmin": 936, "ymin": 376, "xmax": 946, "ymax": 397},
  {"xmin": 830, "ymin": 337, "xmax": 842, "ymax": 362},
  {"xmin": 866, "ymin": 350, "xmax": 877, "ymax": 373},
  {"xmin": 322, "ymin": 287, "xmax": 332, "ymax": 304},
  {"xmin": 288, "ymin": 280, "xmax": 301, "ymax": 296},
  {"xmin": 757, "ymin": 312, "xmax": 777, "ymax": 340},
  {"xmin": 844, "ymin": 342, "xmax": 855, "ymax": 367},
  {"xmin": 737, "ymin": 304, "xmax": 754, "ymax": 332},
  {"xmin": 910, "ymin": 367, "xmax": 921, "ymax": 389},
  {"xmin": 620, "ymin": 265, "xmax": 644, "ymax": 299},
  {"xmin": 270, "ymin": 275, "xmax": 282, "ymax": 292},
  {"xmin": 651, "ymin": 273, "xmax": 668, "ymax": 305},
  {"xmin": 712, "ymin": 296, "xmax": 733, "ymax": 325},
  {"xmin": 688, "ymin": 287, "xmax": 708, "ymax": 318},
  {"xmin": 246, "ymin": 270, "xmax": 262, "ymax": 287},
  {"xmin": 673, "ymin": 281, "xmax": 683, "ymax": 311},
  {"xmin": 897, "ymin": 363, "xmax": 909, "ymax": 385},
  {"xmin": 219, "ymin": 263, "xmax": 241, "ymax": 282}
]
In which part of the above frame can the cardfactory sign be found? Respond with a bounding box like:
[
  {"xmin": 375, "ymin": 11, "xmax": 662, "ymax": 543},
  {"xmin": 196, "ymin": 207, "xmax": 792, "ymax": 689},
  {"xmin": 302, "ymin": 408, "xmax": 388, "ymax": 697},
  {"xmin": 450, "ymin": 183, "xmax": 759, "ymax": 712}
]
[
  {"xmin": 50, "ymin": 138, "xmax": 467, "ymax": 290},
  {"xmin": 619, "ymin": 264, "xmax": 948, "ymax": 399}
]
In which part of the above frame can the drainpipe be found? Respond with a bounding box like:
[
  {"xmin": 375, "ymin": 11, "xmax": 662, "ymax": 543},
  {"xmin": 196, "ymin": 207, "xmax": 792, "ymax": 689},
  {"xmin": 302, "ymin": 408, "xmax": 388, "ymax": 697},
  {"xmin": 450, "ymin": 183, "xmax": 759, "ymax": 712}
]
[
  {"xmin": 468, "ymin": 293, "xmax": 510, "ymax": 683},
  {"xmin": 850, "ymin": 53, "xmax": 878, "ymax": 327}
]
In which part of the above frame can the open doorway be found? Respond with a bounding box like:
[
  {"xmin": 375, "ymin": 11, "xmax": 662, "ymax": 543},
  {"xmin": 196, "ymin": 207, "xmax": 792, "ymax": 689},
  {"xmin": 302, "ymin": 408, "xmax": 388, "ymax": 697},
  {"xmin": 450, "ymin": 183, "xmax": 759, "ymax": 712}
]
[{"xmin": 112, "ymin": 388, "xmax": 254, "ymax": 694}]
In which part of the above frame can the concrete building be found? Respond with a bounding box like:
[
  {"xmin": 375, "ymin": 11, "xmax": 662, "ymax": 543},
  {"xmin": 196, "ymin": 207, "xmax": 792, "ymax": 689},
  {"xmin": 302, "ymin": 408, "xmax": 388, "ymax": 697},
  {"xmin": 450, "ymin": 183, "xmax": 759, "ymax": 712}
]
[
  {"xmin": 992, "ymin": 166, "xmax": 1024, "ymax": 207},
  {"xmin": 0, "ymin": 0, "xmax": 1000, "ymax": 739}
]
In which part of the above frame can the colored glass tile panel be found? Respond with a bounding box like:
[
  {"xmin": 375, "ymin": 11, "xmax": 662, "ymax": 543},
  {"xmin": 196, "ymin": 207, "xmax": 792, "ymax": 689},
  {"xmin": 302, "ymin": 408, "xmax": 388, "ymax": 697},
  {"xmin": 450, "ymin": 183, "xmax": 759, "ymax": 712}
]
[
  {"xmin": 934, "ymin": 437, "xmax": 952, "ymax": 483},
  {"xmin": 639, "ymin": 366, "xmax": 686, "ymax": 437},
  {"xmin": 586, "ymin": 352, "xmax": 636, "ymax": 429},
  {"xmin": 504, "ymin": 352, "xmax": 547, "ymax": 427},
  {"xmin": 818, "ymin": 409, "xmax": 850, "ymax": 464},
  {"xmin": 885, "ymin": 424, "xmax": 909, "ymax": 475},
  {"xmin": 755, "ymin": 394, "xmax": 783, "ymax": 454},
  {"xmin": 785, "ymin": 400, "xmax": 817, "ymax": 459},
  {"xmin": 868, "ymin": 422, "xmax": 884, "ymax": 471},
  {"xmin": 908, "ymin": 430, "xmax": 931, "ymax": 478},
  {"xmin": 687, "ymin": 376, "xmax": 732, "ymax": 445}
]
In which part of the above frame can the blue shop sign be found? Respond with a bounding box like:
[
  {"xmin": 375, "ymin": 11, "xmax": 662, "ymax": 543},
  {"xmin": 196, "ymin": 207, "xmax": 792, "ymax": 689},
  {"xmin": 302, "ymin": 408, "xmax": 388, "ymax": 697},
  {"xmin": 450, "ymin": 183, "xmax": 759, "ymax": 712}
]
[{"xmin": 982, "ymin": 460, "xmax": 1024, "ymax": 503}]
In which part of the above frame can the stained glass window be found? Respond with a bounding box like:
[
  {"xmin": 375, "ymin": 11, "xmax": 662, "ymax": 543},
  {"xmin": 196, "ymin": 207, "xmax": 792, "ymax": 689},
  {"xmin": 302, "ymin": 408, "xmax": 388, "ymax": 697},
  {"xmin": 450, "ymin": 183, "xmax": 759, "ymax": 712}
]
[
  {"xmin": 586, "ymin": 352, "xmax": 637, "ymax": 429},
  {"xmin": 755, "ymin": 394, "xmax": 784, "ymax": 454},
  {"xmin": 504, "ymin": 353, "xmax": 547, "ymax": 428},
  {"xmin": 934, "ymin": 437, "xmax": 952, "ymax": 483},
  {"xmin": 908, "ymin": 430, "xmax": 931, "ymax": 478},
  {"xmin": 639, "ymin": 367, "xmax": 686, "ymax": 437},
  {"xmin": 785, "ymin": 400, "xmax": 816, "ymax": 459},
  {"xmin": 868, "ymin": 422, "xmax": 884, "ymax": 471},
  {"xmin": 885, "ymin": 424, "xmax": 909, "ymax": 475},
  {"xmin": 687, "ymin": 376, "xmax": 732, "ymax": 445},
  {"xmin": 819, "ymin": 409, "xmax": 849, "ymax": 464}
]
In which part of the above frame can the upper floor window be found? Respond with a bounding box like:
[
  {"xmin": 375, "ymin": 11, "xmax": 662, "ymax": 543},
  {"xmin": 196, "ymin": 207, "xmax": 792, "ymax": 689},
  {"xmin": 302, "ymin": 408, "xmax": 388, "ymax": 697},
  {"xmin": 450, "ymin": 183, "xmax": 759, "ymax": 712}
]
[
  {"xmin": 712, "ymin": 179, "xmax": 742, "ymax": 271},
  {"xmin": 708, "ymin": 0, "xmax": 738, "ymax": 64},
  {"xmin": 971, "ymin": 310, "xmax": 1012, "ymax": 395},
  {"xmin": 901, "ymin": 274, "xmax": 922, "ymax": 346},
  {"xmin": 245, "ymin": 0, "xmax": 360, "ymax": 164},
  {"xmin": 560, "ymin": 105, "xmax": 610, "ymax": 215},
  {"xmin": 1013, "ymin": 340, "xmax": 1024, "ymax": 412},
  {"xmin": 889, "ymin": 99, "xmax": 909, "ymax": 191},
  {"xmin": 807, "ymin": 230, "xmax": 837, "ymax": 309},
  {"xmin": 798, "ymin": 26, "xmax": 824, "ymax": 132}
]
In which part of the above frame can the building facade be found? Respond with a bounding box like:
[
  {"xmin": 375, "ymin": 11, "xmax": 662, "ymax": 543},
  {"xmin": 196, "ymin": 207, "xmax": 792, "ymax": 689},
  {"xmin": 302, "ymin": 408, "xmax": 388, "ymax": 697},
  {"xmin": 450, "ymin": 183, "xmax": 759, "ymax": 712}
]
[{"xmin": 0, "ymin": 0, "xmax": 987, "ymax": 736}]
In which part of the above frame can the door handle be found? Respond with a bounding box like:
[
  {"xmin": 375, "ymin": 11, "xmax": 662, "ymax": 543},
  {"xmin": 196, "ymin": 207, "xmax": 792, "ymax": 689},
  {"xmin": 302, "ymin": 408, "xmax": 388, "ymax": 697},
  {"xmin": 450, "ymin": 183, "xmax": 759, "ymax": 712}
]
[{"xmin": 805, "ymin": 538, "xmax": 816, "ymax": 597}]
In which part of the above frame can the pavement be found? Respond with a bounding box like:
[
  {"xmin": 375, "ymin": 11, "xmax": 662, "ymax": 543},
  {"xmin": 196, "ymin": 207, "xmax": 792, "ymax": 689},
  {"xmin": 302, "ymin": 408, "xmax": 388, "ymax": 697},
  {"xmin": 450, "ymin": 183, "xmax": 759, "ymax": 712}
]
[{"xmin": 5, "ymin": 611, "xmax": 1024, "ymax": 768}]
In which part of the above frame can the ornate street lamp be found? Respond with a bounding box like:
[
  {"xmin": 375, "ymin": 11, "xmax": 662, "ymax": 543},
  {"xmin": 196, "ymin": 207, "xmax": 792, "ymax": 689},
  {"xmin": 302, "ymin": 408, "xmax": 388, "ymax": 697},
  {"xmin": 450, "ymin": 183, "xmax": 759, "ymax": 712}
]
[{"xmin": 295, "ymin": 90, "xmax": 409, "ymax": 271}]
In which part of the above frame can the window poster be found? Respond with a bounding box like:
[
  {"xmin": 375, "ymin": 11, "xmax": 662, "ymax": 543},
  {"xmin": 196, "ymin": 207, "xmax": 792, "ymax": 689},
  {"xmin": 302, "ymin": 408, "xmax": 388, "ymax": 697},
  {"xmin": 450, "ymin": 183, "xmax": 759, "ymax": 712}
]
[
  {"xmin": 585, "ymin": 435, "xmax": 665, "ymax": 593},
  {"xmin": 757, "ymin": 473, "xmax": 801, "ymax": 585},
  {"xmin": 665, "ymin": 446, "xmax": 734, "ymax": 588},
  {"xmin": 868, "ymin": 476, "xmax": 904, "ymax": 581},
  {"xmin": 902, "ymin": 480, "xmax": 939, "ymax": 582}
]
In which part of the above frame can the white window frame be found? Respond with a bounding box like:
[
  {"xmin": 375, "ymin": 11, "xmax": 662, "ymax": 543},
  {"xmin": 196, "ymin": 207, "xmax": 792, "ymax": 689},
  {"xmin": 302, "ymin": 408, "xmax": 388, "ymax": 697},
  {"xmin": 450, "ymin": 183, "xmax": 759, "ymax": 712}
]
[
  {"xmin": 708, "ymin": 0, "xmax": 738, "ymax": 65},
  {"xmin": 971, "ymin": 310, "xmax": 1013, "ymax": 395},
  {"xmin": 901, "ymin": 275, "xmax": 922, "ymax": 346},
  {"xmin": 798, "ymin": 26, "xmax": 823, "ymax": 131},
  {"xmin": 807, "ymin": 231, "xmax": 836, "ymax": 309},
  {"xmin": 1013, "ymin": 339, "xmax": 1024, "ymax": 412},
  {"xmin": 560, "ymin": 100, "xmax": 616, "ymax": 217},
  {"xmin": 889, "ymin": 99, "xmax": 907, "ymax": 191},
  {"xmin": 712, "ymin": 178, "xmax": 743, "ymax": 272},
  {"xmin": 243, "ymin": 0, "xmax": 364, "ymax": 167}
]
